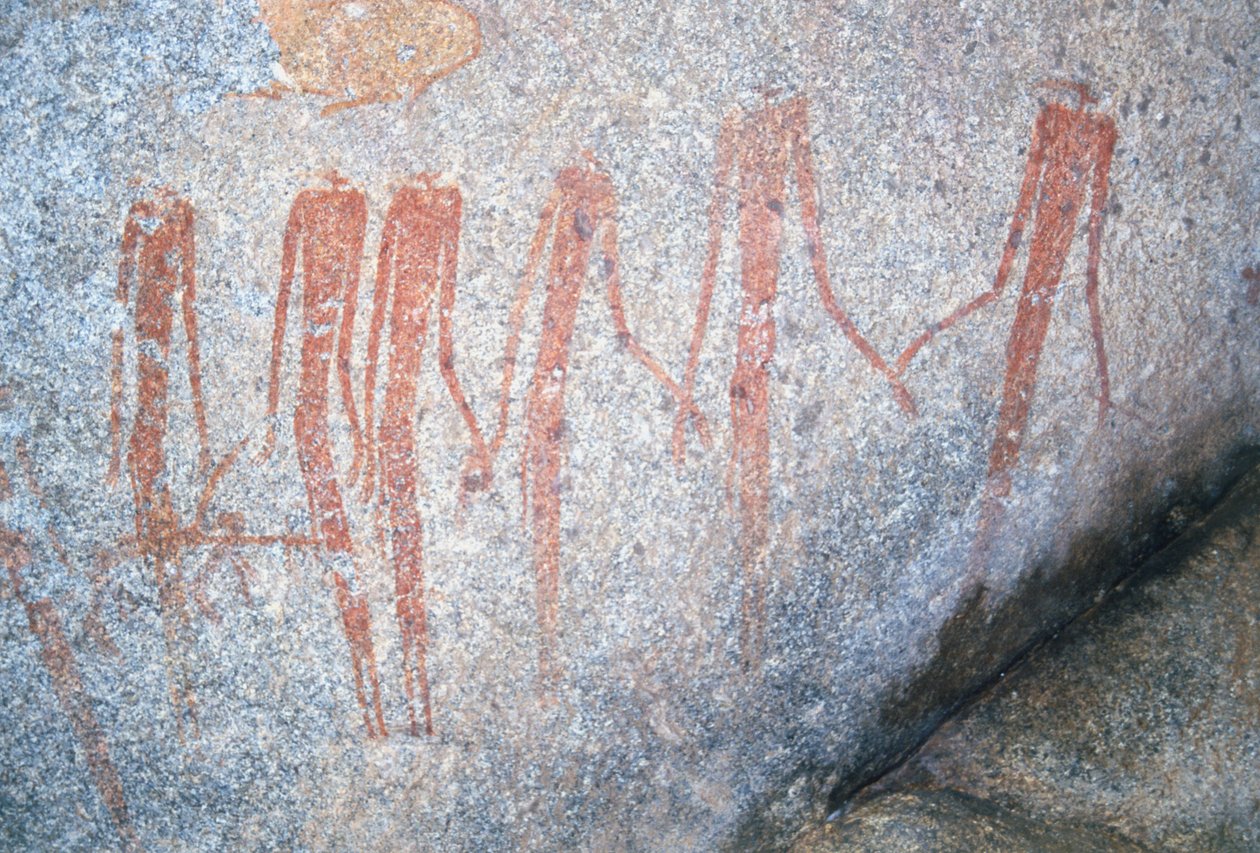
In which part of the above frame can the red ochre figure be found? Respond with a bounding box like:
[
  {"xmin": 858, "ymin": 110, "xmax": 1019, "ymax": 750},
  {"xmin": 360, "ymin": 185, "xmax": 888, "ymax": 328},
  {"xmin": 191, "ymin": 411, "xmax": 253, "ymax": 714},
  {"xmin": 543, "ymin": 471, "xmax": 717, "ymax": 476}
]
[
  {"xmin": 1, "ymin": 448, "xmax": 141, "ymax": 852},
  {"xmin": 357, "ymin": 175, "xmax": 491, "ymax": 736},
  {"xmin": 896, "ymin": 80, "xmax": 1117, "ymax": 589},
  {"xmin": 258, "ymin": 172, "xmax": 388, "ymax": 737},
  {"xmin": 1244, "ymin": 266, "xmax": 1259, "ymax": 306},
  {"xmin": 673, "ymin": 94, "xmax": 915, "ymax": 671},
  {"xmin": 487, "ymin": 156, "xmax": 705, "ymax": 687},
  {"xmin": 110, "ymin": 189, "xmax": 208, "ymax": 740}
]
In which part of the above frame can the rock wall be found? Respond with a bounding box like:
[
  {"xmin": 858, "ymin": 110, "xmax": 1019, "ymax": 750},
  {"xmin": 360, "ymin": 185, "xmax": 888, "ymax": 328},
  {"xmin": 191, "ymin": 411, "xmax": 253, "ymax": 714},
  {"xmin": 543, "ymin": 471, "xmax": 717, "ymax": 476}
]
[{"xmin": 1, "ymin": 1, "xmax": 1257, "ymax": 849}]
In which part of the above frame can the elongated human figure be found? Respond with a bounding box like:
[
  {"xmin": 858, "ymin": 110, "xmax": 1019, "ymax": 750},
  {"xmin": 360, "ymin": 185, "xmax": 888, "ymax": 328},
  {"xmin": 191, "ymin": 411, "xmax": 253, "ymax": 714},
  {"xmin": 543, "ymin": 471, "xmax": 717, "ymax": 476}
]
[
  {"xmin": 488, "ymin": 157, "xmax": 706, "ymax": 686},
  {"xmin": 358, "ymin": 175, "xmax": 491, "ymax": 736},
  {"xmin": 110, "ymin": 189, "xmax": 208, "ymax": 739},
  {"xmin": 895, "ymin": 80, "xmax": 1116, "ymax": 587},
  {"xmin": 672, "ymin": 95, "xmax": 916, "ymax": 670},
  {"xmin": 2, "ymin": 441, "xmax": 141, "ymax": 852},
  {"xmin": 258, "ymin": 172, "xmax": 388, "ymax": 737}
]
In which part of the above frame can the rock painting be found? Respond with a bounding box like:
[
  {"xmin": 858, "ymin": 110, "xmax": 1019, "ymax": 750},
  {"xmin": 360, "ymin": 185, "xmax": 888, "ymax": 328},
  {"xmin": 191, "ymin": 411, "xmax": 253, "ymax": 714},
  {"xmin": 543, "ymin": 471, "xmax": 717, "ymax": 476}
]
[
  {"xmin": 896, "ymin": 80, "xmax": 1117, "ymax": 589},
  {"xmin": 258, "ymin": 172, "xmax": 388, "ymax": 736},
  {"xmin": 486, "ymin": 157, "xmax": 703, "ymax": 687},
  {"xmin": 256, "ymin": 0, "xmax": 481, "ymax": 114},
  {"xmin": 358, "ymin": 175, "xmax": 491, "ymax": 736},
  {"xmin": 1244, "ymin": 266, "xmax": 1259, "ymax": 306},
  {"xmin": 111, "ymin": 190, "xmax": 208, "ymax": 740},
  {"xmin": 673, "ymin": 95, "xmax": 915, "ymax": 669},
  {"xmin": 1, "ymin": 440, "xmax": 140, "ymax": 852}
]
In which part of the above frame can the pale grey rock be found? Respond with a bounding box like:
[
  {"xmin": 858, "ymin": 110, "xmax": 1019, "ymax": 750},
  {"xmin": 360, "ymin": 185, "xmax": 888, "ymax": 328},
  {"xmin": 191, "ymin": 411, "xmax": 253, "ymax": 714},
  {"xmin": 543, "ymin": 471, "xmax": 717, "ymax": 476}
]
[{"xmin": 0, "ymin": 0, "xmax": 1257, "ymax": 850}]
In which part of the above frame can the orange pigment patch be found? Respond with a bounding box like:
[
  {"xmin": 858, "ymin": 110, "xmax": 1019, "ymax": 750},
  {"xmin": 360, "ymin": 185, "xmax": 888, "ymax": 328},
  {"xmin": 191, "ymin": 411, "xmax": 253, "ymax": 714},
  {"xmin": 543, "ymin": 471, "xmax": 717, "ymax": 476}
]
[{"xmin": 257, "ymin": 0, "xmax": 481, "ymax": 114}]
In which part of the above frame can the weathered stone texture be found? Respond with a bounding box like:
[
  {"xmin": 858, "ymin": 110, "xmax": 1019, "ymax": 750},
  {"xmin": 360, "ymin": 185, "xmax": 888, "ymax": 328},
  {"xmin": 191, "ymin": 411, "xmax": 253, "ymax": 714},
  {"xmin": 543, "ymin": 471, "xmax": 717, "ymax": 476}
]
[{"xmin": 0, "ymin": 0, "xmax": 1257, "ymax": 849}]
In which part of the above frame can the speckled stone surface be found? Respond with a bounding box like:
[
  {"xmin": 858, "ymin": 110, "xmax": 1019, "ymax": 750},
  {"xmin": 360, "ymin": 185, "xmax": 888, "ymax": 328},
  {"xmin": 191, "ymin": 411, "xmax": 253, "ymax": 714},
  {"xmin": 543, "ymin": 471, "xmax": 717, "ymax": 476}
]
[
  {"xmin": 1, "ymin": 1, "xmax": 1258, "ymax": 850},
  {"xmin": 856, "ymin": 461, "xmax": 1260, "ymax": 852},
  {"xmin": 791, "ymin": 789, "xmax": 1150, "ymax": 852}
]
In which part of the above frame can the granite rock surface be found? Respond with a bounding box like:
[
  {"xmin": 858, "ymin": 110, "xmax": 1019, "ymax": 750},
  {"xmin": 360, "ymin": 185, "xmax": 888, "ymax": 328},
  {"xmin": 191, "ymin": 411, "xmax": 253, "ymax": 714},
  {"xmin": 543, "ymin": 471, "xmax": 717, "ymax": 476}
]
[
  {"xmin": 1, "ymin": 0, "xmax": 1258, "ymax": 849},
  {"xmin": 791, "ymin": 789, "xmax": 1151, "ymax": 853},
  {"xmin": 853, "ymin": 460, "xmax": 1260, "ymax": 852}
]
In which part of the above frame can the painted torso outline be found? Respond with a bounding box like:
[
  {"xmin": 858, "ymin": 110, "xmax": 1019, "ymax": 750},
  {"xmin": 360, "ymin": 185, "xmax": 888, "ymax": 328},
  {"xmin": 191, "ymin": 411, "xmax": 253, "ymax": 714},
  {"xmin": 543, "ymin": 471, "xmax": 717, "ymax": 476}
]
[
  {"xmin": 359, "ymin": 175, "xmax": 490, "ymax": 736},
  {"xmin": 486, "ymin": 158, "xmax": 702, "ymax": 687},
  {"xmin": 896, "ymin": 81, "xmax": 1117, "ymax": 587},
  {"xmin": 674, "ymin": 94, "xmax": 915, "ymax": 669}
]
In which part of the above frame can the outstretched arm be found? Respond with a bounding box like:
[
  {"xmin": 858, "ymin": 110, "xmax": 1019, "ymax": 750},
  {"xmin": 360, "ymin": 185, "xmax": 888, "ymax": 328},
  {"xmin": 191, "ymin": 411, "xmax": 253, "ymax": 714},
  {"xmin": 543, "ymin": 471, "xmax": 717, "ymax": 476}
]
[
  {"xmin": 257, "ymin": 197, "xmax": 301, "ymax": 463},
  {"xmin": 1086, "ymin": 120, "xmax": 1117, "ymax": 426},
  {"xmin": 601, "ymin": 212, "xmax": 711, "ymax": 445},
  {"xmin": 672, "ymin": 111, "xmax": 738, "ymax": 465},
  {"xmin": 489, "ymin": 184, "xmax": 562, "ymax": 461},
  {"xmin": 435, "ymin": 191, "xmax": 493, "ymax": 494},
  {"xmin": 788, "ymin": 99, "xmax": 916, "ymax": 416},
  {"xmin": 178, "ymin": 201, "xmax": 210, "ymax": 474},
  {"xmin": 109, "ymin": 212, "xmax": 140, "ymax": 486},
  {"xmin": 337, "ymin": 194, "xmax": 367, "ymax": 474},
  {"xmin": 896, "ymin": 108, "xmax": 1049, "ymax": 375},
  {"xmin": 356, "ymin": 208, "xmax": 396, "ymax": 498}
]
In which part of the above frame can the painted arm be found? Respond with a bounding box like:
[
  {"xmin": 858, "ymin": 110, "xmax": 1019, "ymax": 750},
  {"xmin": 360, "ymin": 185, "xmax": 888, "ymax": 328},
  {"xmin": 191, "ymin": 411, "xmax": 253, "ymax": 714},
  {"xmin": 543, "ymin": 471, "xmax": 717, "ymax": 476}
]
[
  {"xmin": 789, "ymin": 100, "xmax": 916, "ymax": 416},
  {"xmin": 435, "ymin": 191, "xmax": 493, "ymax": 497},
  {"xmin": 601, "ymin": 212, "xmax": 711, "ymax": 445},
  {"xmin": 109, "ymin": 211, "xmax": 140, "ymax": 487},
  {"xmin": 672, "ymin": 111, "xmax": 737, "ymax": 466},
  {"xmin": 178, "ymin": 201, "xmax": 211, "ymax": 474},
  {"xmin": 257, "ymin": 197, "xmax": 301, "ymax": 464},
  {"xmin": 488, "ymin": 184, "xmax": 562, "ymax": 462},
  {"xmin": 896, "ymin": 108, "xmax": 1049, "ymax": 375},
  {"xmin": 1086, "ymin": 120, "xmax": 1117, "ymax": 426},
  {"xmin": 356, "ymin": 208, "xmax": 396, "ymax": 499},
  {"xmin": 338, "ymin": 195, "xmax": 367, "ymax": 478}
]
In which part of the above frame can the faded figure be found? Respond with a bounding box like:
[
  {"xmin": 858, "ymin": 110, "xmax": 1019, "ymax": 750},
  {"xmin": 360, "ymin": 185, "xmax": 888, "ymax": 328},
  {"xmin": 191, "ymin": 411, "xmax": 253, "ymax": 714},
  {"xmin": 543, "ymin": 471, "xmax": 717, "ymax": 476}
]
[
  {"xmin": 110, "ymin": 188, "xmax": 208, "ymax": 739},
  {"xmin": 896, "ymin": 80, "xmax": 1117, "ymax": 590},
  {"xmin": 257, "ymin": 172, "xmax": 388, "ymax": 737},
  {"xmin": 673, "ymin": 94, "xmax": 915, "ymax": 670}
]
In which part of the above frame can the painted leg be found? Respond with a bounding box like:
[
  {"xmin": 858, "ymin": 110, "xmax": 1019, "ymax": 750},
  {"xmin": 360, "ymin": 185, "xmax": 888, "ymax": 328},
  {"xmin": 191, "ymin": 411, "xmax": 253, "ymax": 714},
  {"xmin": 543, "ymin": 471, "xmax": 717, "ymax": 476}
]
[
  {"xmin": 296, "ymin": 406, "xmax": 388, "ymax": 737},
  {"xmin": 382, "ymin": 425, "xmax": 433, "ymax": 736},
  {"xmin": 732, "ymin": 365, "xmax": 771, "ymax": 671},
  {"xmin": 967, "ymin": 294, "xmax": 1054, "ymax": 587},
  {"xmin": 528, "ymin": 400, "xmax": 566, "ymax": 691}
]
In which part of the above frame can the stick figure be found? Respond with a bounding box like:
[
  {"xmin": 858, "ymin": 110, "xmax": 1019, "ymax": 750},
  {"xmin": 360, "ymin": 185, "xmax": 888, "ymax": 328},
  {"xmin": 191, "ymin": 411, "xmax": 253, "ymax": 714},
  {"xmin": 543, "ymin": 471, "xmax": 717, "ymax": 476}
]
[
  {"xmin": 187, "ymin": 511, "xmax": 260, "ymax": 622},
  {"xmin": 672, "ymin": 94, "xmax": 916, "ymax": 670},
  {"xmin": 99, "ymin": 437, "xmax": 318, "ymax": 622},
  {"xmin": 110, "ymin": 188, "xmax": 208, "ymax": 739},
  {"xmin": 895, "ymin": 80, "xmax": 1116, "ymax": 588},
  {"xmin": 486, "ymin": 156, "xmax": 706, "ymax": 686},
  {"xmin": 1, "ymin": 441, "xmax": 141, "ymax": 852},
  {"xmin": 257, "ymin": 172, "xmax": 388, "ymax": 737},
  {"xmin": 357, "ymin": 175, "xmax": 491, "ymax": 736}
]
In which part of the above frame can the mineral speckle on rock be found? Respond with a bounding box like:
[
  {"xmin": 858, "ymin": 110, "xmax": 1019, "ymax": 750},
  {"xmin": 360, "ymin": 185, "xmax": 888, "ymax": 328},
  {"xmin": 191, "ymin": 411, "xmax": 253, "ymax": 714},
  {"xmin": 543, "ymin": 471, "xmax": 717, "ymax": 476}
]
[
  {"xmin": 860, "ymin": 460, "xmax": 1260, "ymax": 852},
  {"xmin": 0, "ymin": 0, "xmax": 1258, "ymax": 849},
  {"xmin": 793, "ymin": 789, "xmax": 1151, "ymax": 853}
]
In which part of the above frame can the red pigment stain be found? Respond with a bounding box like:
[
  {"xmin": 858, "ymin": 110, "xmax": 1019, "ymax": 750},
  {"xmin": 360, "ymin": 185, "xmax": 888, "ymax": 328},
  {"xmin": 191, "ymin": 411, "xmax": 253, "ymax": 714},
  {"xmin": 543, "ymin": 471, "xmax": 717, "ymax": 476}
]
[
  {"xmin": 488, "ymin": 157, "xmax": 699, "ymax": 689},
  {"xmin": 675, "ymin": 95, "xmax": 914, "ymax": 670},
  {"xmin": 897, "ymin": 81, "xmax": 1116, "ymax": 588},
  {"xmin": 261, "ymin": 172, "xmax": 387, "ymax": 737}
]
